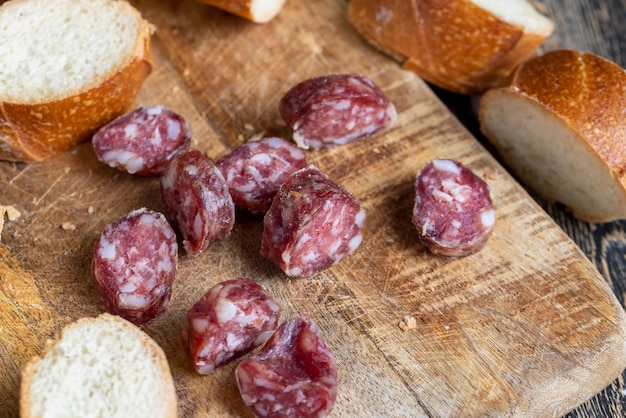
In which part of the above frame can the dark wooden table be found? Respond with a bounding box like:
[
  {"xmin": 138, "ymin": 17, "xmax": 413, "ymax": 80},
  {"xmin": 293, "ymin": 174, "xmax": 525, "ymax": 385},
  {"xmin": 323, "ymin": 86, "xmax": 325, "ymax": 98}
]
[{"xmin": 434, "ymin": 0, "xmax": 626, "ymax": 416}]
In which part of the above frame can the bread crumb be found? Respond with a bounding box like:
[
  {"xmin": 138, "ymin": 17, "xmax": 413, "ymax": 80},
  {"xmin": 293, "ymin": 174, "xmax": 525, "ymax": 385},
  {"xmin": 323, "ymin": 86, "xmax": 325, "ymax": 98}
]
[
  {"xmin": 244, "ymin": 123, "xmax": 254, "ymax": 131},
  {"xmin": 398, "ymin": 315, "xmax": 417, "ymax": 331},
  {"xmin": 248, "ymin": 131, "xmax": 265, "ymax": 143},
  {"xmin": 61, "ymin": 222, "xmax": 76, "ymax": 231},
  {"xmin": 87, "ymin": 206, "xmax": 95, "ymax": 215},
  {"xmin": 5, "ymin": 205, "xmax": 21, "ymax": 221}
]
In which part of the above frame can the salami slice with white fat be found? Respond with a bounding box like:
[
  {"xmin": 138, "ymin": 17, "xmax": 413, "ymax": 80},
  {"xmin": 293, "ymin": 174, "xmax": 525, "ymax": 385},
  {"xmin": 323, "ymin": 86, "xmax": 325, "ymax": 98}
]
[
  {"xmin": 160, "ymin": 150, "xmax": 235, "ymax": 256},
  {"xmin": 279, "ymin": 73, "xmax": 397, "ymax": 149},
  {"xmin": 261, "ymin": 165, "xmax": 366, "ymax": 277},
  {"xmin": 180, "ymin": 277, "xmax": 281, "ymax": 374},
  {"xmin": 216, "ymin": 137, "xmax": 307, "ymax": 214},
  {"xmin": 412, "ymin": 159, "xmax": 496, "ymax": 257},
  {"xmin": 235, "ymin": 315, "xmax": 338, "ymax": 418},
  {"xmin": 91, "ymin": 208, "xmax": 178, "ymax": 326},
  {"xmin": 92, "ymin": 105, "xmax": 192, "ymax": 175}
]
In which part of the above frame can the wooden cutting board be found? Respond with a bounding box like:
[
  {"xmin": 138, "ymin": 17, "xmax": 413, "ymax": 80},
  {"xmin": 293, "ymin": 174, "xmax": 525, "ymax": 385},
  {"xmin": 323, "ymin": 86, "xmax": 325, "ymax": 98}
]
[{"xmin": 1, "ymin": 0, "xmax": 625, "ymax": 416}]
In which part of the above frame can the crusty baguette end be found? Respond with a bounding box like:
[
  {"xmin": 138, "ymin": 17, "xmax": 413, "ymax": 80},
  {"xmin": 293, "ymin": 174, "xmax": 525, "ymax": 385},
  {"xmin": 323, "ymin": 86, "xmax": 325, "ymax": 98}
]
[
  {"xmin": 347, "ymin": 0, "xmax": 554, "ymax": 95},
  {"xmin": 479, "ymin": 50, "xmax": 626, "ymax": 222},
  {"xmin": 0, "ymin": 0, "xmax": 154, "ymax": 162},
  {"xmin": 197, "ymin": 0, "xmax": 287, "ymax": 23}
]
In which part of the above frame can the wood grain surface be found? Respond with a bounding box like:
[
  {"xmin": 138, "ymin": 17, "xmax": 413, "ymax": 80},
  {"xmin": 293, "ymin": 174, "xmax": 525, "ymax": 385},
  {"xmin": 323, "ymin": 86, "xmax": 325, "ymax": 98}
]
[{"xmin": 0, "ymin": 0, "xmax": 625, "ymax": 417}]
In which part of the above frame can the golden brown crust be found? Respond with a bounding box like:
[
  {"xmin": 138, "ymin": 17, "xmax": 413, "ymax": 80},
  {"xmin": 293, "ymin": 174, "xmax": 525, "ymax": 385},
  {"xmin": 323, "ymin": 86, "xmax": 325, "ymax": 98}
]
[
  {"xmin": 0, "ymin": 57, "xmax": 152, "ymax": 162},
  {"xmin": 347, "ymin": 0, "xmax": 554, "ymax": 95},
  {"xmin": 0, "ymin": 2, "xmax": 154, "ymax": 162},
  {"xmin": 508, "ymin": 50, "xmax": 626, "ymax": 182}
]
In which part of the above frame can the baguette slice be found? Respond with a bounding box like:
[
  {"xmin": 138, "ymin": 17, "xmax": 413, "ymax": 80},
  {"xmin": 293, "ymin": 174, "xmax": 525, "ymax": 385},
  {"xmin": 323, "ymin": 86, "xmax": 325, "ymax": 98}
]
[
  {"xmin": 347, "ymin": 0, "xmax": 554, "ymax": 95},
  {"xmin": 196, "ymin": 0, "xmax": 286, "ymax": 23},
  {"xmin": 20, "ymin": 313, "xmax": 178, "ymax": 418},
  {"xmin": 0, "ymin": 0, "xmax": 154, "ymax": 162},
  {"xmin": 479, "ymin": 50, "xmax": 626, "ymax": 223}
]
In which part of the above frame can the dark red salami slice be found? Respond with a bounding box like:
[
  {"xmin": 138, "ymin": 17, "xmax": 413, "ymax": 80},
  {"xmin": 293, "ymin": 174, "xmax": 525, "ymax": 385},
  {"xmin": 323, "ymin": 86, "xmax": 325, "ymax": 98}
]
[
  {"xmin": 235, "ymin": 315, "xmax": 338, "ymax": 418},
  {"xmin": 91, "ymin": 208, "xmax": 178, "ymax": 326},
  {"xmin": 180, "ymin": 277, "xmax": 281, "ymax": 374},
  {"xmin": 279, "ymin": 74, "xmax": 397, "ymax": 149},
  {"xmin": 412, "ymin": 159, "xmax": 496, "ymax": 257},
  {"xmin": 216, "ymin": 137, "xmax": 307, "ymax": 214},
  {"xmin": 92, "ymin": 105, "xmax": 192, "ymax": 175},
  {"xmin": 160, "ymin": 150, "xmax": 235, "ymax": 256},
  {"xmin": 261, "ymin": 165, "xmax": 365, "ymax": 277}
]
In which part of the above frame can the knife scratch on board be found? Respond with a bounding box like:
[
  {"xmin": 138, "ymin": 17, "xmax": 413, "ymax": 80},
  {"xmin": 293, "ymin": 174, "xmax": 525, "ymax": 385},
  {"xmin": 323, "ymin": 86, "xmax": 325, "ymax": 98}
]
[
  {"xmin": 33, "ymin": 170, "xmax": 69, "ymax": 206},
  {"xmin": 8, "ymin": 163, "xmax": 32, "ymax": 185}
]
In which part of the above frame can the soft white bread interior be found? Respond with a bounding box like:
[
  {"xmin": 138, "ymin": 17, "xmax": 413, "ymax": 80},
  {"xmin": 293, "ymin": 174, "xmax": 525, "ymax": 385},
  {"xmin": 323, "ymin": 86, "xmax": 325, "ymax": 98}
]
[
  {"xmin": 479, "ymin": 50, "xmax": 626, "ymax": 223},
  {"xmin": 19, "ymin": 313, "xmax": 178, "ymax": 418},
  {"xmin": 0, "ymin": 0, "xmax": 154, "ymax": 162},
  {"xmin": 196, "ymin": 0, "xmax": 286, "ymax": 23},
  {"xmin": 347, "ymin": 0, "xmax": 554, "ymax": 95}
]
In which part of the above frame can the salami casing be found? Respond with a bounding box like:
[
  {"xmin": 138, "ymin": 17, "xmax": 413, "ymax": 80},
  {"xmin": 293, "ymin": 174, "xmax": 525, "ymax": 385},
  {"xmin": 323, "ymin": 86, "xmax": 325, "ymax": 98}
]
[
  {"xmin": 180, "ymin": 277, "xmax": 281, "ymax": 374},
  {"xmin": 279, "ymin": 74, "xmax": 397, "ymax": 149},
  {"xmin": 92, "ymin": 105, "xmax": 192, "ymax": 175},
  {"xmin": 160, "ymin": 150, "xmax": 235, "ymax": 256},
  {"xmin": 262, "ymin": 165, "xmax": 365, "ymax": 277},
  {"xmin": 412, "ymin": 159, "xmax": 496, "ymax": 257},
  {"xmin": 216, "ymin": 137, "xmax": 307, "ymax": 213},
  {"xmin": 235, "ymin": 315, "xmax": 338, "ymax": 418},
  {"xmin": 91, "ymin": 208, "xmax": 178, "ymax": 326}
]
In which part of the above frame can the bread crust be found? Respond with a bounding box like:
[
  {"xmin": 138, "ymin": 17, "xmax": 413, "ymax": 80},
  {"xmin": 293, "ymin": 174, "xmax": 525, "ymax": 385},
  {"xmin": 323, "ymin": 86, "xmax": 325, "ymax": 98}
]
[
  {"xmin": 0, "ymin": 0, "xmax": 154, "ymax": 162},
  {"xmin": 479, "ymin": 50, "xmax": 626, "ymax": 222},
  {"xmin": 19, "ymin": 313, "xmax": 178, "ymax": 418},
  {"xmin": 196, "ymin": 0, "xmax": 286, "ymax": 23},
  {"xmin": 507, "ymin": 50, "xmax": 626, "ymax": 180},
  {"xmin": 347, "ymin": 0, "xmax": 554, "ymax": 95}
]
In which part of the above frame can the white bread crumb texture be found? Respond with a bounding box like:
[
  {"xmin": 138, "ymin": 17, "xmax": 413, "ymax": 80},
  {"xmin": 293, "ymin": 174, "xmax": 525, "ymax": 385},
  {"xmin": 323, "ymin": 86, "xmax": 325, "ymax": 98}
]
[{"xmin": 25, "ymin": 314, "xmax": 175, "ymax": 418}]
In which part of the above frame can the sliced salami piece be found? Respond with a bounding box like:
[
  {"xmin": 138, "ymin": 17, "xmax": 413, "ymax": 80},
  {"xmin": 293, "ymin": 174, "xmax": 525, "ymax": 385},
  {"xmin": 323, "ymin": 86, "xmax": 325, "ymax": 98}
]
[
  {"xmin": 91, "ymin": 208, "xmax": 178, "ymax": 326},
  {"xmin": 261, "ymin": 165, "xmax": 365, "ymax": 277},
  {"xmin": 279, "ymin": 73, "xmax": 397, "ymax": 149},
  {"xmin": 180, "ymin": 277, "xmax": 281, "ymax": 374},
  {"xmin": 216, "ymin": 137, "xmax": 307, "ymax": 214},
  {"xmin": 235, "ymin": 315, "xmax": 338, "ymax": 418},
  {"xmin": 412, "ymin": 159, "xmax": 496, "ymax": 257},
  {"xmin": 92, "ymin": 105, "xmax": 192, "ymax": 175},
  {"xmin": 160, "ymin": 150, "xmax": 235, "ymax": 256}
]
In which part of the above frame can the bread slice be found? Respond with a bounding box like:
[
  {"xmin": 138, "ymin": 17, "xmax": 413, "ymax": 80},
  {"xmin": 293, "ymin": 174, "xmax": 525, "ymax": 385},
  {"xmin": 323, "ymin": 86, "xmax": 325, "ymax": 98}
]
[
  {"xmin": 0, "ymin": 0, "xmax": 154, "ymax": 162},
  {"xmin": 479, "ymin": 50, "xmax": 626, "ymax": 223},
  {"xmin": 196, "ymin": 0, "xmax": 286, "ymax": 23},
  {"xmin": 347, "ymin": 0, "xmax": 554, "ymax": 95},
  {"xmin": 19, "ymin": 313, "xmax": 178, "ymax": 418}
]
